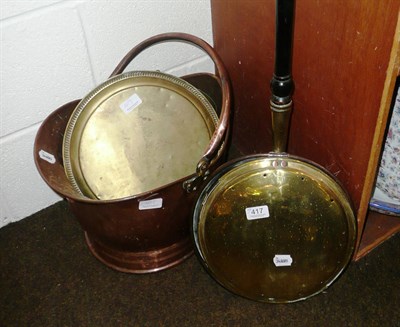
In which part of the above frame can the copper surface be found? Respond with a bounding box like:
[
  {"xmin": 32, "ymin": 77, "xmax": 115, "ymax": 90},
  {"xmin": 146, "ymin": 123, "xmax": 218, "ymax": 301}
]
[
  {"xmin": 34, "ymin": 73, "xmax": 230, "ymax": 273},
  {"xmin": 34, "ymin": 33, "xmax": 231, "ymax": 273}
]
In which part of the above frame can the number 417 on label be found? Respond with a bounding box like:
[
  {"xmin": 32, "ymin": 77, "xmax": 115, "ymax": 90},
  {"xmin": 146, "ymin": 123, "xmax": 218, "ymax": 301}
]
[{"xmin": 245, "ymin": 205, "xmax": 270, "ymax": 220}]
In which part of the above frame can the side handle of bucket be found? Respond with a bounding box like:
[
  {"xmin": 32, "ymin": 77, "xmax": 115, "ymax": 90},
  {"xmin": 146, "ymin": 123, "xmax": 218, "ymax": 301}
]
[{"xmin": 109, "ymin": 32, "xmax": 231, "ymax": 192}]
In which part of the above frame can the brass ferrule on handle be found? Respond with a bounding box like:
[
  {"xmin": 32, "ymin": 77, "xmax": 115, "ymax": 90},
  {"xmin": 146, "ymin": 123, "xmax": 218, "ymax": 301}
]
[{"xmin": 270, "ymin": 100, "xmax": 292, "ymax": 153}]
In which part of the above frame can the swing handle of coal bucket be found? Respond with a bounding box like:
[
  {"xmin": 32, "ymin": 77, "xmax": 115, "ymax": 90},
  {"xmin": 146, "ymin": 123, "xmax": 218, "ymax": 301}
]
[
  {"xmin": 109, "ymin": 32, "xmax": 231, "ymax": 192},
  {"xmin": 270, "ymin": 0, "xmax": 295, "ymax": 153}
]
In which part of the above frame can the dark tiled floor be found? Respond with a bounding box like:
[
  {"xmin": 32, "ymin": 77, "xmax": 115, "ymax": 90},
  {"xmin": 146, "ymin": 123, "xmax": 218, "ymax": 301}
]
[{"xmin": 1, "ymin": 201, "xmax": 399, "ymax": 327}]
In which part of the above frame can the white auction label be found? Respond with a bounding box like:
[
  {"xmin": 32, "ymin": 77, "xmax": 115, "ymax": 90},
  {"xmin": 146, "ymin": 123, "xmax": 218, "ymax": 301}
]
[
  {"xmin": 120, "ymin": 93, "xmax": 142, "ymax": 114},
  {"xmin": 39, "ymin": 150, "xmax": 56, "ymax": 164},
  {"xmin": 245, "ymin": 205, "xmax": 270, "ymax": 220},
  {"xmin": 138, "ymin": 198, "xmax": 163, "ymax": 210},
  {"xmin": 273, "ymin": 254, "xmax": 293, "ymax": 267}
]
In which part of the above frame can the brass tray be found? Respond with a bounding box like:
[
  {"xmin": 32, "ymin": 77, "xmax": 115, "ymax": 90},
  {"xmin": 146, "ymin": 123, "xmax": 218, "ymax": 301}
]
[{"xmin": 63, "ymin": 71, "xmax": 218, "ymax": 200}]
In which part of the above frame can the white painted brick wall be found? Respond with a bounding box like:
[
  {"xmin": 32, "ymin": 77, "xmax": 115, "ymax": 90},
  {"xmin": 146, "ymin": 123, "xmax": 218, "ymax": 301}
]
[{"xmin": 0, "ymin": 0, "xmax": 213, "ymax": 228}]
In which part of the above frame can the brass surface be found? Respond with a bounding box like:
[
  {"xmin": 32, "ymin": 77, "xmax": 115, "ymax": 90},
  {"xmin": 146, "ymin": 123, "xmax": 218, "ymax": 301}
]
[
  {"xmin": 271, "ymin": 100, "xmax": 292, "ymax": 153},
  {"xmin": 63, "ymin": 71, "xmax": 218, "ymax": 200},
  {"xmin": 194, "ymin": 155, "xmax": 356, "ymax": 303}
]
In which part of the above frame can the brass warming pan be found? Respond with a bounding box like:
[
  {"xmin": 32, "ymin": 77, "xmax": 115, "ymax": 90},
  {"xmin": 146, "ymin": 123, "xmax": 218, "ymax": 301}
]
[
  {"xmin": 192, "ymin": 0, "xmax": 356, "ymax": 303},
  {"xmin": 34, "ymin": 33, "xmax": 231, "ymax": 273}
]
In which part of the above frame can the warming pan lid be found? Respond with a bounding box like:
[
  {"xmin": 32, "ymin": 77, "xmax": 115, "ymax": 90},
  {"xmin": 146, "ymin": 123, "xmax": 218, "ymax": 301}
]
[
  {"xmin": 193, "ymin": 155, "xmax": 356, "ymax": 303},
  {"xmin": 63, "ymin": 71, "xmax": 218, "ymax": 200}
]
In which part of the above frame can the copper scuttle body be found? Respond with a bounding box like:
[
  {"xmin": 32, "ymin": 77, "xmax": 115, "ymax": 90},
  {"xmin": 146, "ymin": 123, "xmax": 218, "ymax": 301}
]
[{"xmin": 34, "ymin": 33, "xmax": 231, "ymax": 273}]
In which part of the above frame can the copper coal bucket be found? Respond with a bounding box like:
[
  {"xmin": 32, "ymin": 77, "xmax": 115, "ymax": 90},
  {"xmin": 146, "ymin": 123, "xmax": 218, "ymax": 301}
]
[{"xmin": 34, "ymin": 33, "xmax": 231, "ymax": 273}]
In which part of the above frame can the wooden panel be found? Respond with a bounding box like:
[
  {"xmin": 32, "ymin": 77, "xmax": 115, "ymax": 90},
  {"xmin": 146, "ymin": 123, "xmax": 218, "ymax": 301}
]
[
  {"xmin": 355, "ymin": 17, "xmax": 400, "ymax": 253},
  {"xmin": 211, "ymin": 0, "xmax": 399, "ymax": 212},
  {"xmin": 212, "ymin": 1, "xmax": 275, "ymax": 154},
  {"xmin": 356, "ymin": 211, "xmax": 400, "ymax": 260}
]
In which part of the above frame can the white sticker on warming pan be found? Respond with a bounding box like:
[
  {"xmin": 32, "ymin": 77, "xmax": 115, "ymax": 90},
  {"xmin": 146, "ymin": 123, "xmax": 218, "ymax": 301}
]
[
  {"xmin": 245, "ymin": 205, "xmax": 270, "ymax": 220},
  {"xmin": 138, "ymin": 198, "xmax": 163, "ymax": 210},
  {"xmin": 273, "ymin": 254, "xmax": 293, "ymax": 267},
  {"xmin": 120, "ymin": 93, "xmax": 142, "ymax": 114},
  {"xmin": 39, "ymin": 150, "xmax": 56, "ymax": 164}
]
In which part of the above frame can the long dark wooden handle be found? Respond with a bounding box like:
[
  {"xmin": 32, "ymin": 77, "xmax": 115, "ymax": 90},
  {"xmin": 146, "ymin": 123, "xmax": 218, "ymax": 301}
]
[
  {"xmin": 270, "ymin": 0, "xmax": 295, "ymax": 153},
  {"xmin": 270, "ymin": 0, "xmax": 295, "ymax": 105}
]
